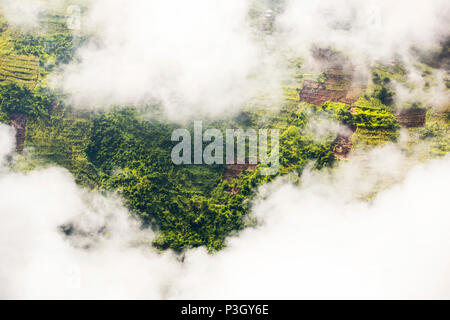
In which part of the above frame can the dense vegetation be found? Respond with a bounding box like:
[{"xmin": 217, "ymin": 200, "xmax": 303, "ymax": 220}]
[
  {"xmin": 21, "ymin": 102, "xmax": 338, "ymax": 251},
  {"xmin": 0, "ymin": 83, "xmax": 53, "ymax": 117},
  {"xmin": 0, "ymin": 4, "xmax": 448, "ymax": 252}
]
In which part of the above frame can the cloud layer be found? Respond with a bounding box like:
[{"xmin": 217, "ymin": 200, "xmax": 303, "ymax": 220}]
[
  {"xmin": 53, "ymin": 0, "xmax": 285, "ymax": 121},
  {"xmin": 4, "ymin": 0, "xmax": 448, "ymax": 118},
  {"xmin": 51, "ymin": 0, "xmax": 450, "ymax": 118},
  {"xmin": 1, "ymin": 1, "xmax": 449, "ymax": 299},
  {"xmin": 1, "ymin": 125, "xmax": 449, "ymax": 299},
  {"xmin": 277, "ymin": 0, "xmax": 450, "ymax": 66},
  {"xmin": 0, "ymin": 124, "xmax": 180, "ymax": 299},
  {"xmin": 177, "ymin": 151, "xmax": 450, "ymax": 299},
  {"xmin": 0, "ymin": 124, "xmax": 14, "ymax": 168}
]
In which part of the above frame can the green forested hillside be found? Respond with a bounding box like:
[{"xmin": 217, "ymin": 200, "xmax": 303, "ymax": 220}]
[{"xmin": 0, "ymin": 5, "xmax": 448, "ymax": 252}]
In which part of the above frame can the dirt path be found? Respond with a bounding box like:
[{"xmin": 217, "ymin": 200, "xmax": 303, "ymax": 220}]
[{"xmin": 10, "ymin": 112, "xmax": 26, "ymax": 152}]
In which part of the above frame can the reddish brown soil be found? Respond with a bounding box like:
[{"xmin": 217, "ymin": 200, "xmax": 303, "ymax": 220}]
[
  {"xmin": 332, "ymin": 133, "xmax": 354, "ymax": 159},
  {"xmin": 299, "ymin": 80, "xmax": 362, "ymax": 106},
  {"xmin": 223, "ymin": 163, "xmax": 257, "ymax": 181},
  {"xmin": 299, "ymin": 49, "xmax": 367, "ymax": 159},
  {"xmin": 299, "ymin": 64, "xmax": 365, "ymax": 107},
  {"xmin": 300, "ymin": 48, "xmax": 366, "ymax": 107},
  {"xmin": 300, "ymin": 75, "xmax": 358, "ymax": 158},
  {"xmin": 395, "ymin": 108, "xmax": 427, "ymax": 128},
  {"xmin": 10, "ymin": 112, "xmax": 26, "ymax": 152}
]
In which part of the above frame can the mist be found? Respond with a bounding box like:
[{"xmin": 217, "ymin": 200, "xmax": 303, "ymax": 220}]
[
  {"xmin": 175, "ymin": 150, "xmax": 450, "ymax": 299},
  {"xmin": 42, "ymin": 0, "xmax": 449, "ymax": 121},
  {"xmin": 0, "ymin": 0, "xmax": 449, "ymax": 300},
  {"xmin": 277, "ymin": 0, "xmax": 450, "ymax": 67},
  {"xmin": 394, "ymin": 69, "xmax": 450, "ymax": 111},
  {"xmin": 50, "ymin": 0, "xmax": 286, "ymax": 121},
  {"xmin": 0, "ymin": 0, "xmax": 70, "ymax": 28},
  {"xmin": 1, "ymin": 124, "xmax": 450, "ymax": 299},
  {"xmin": 0, "ymin": 124, "xmax": 14, "ymax": 168},
  {"xmin": 0, "ymin": 0, "xmax": 45, "ymax": 28},
  {"xmin": 0, "ymin": 124, "xmax": 181, "ymax": 299}
]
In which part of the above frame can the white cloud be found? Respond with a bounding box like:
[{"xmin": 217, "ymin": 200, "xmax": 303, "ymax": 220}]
[
  {"xmin": 0, "ymin": 0, "xmax": 70, "ymax": 28},
  {"xmin": 2, "ymin": 123, "xmax": 449, "ymax": 299},
  {"xmin": 1, "ymin": 1, "xmax": 450, "ymax": 299},
  {"xmin": 0, "ymin": 0, "xmax": 44, "ymax": 28},
  {"xmin": 0, "ymin": 124, "xmax": 14, "ymax": 168},
  {"xmin": 175, "ymin": 152, "xmax": 450, "ymax": 299},
  {"xmin": 0, "ymin": 166, "xmax": 182, "ymax": 299},
  {"xmin": 0, "ymin": 125, "xmax": 180, "ymax": 299},
  {"xmin": 394, "ymin": 69, "xmax": 450, "ymax": 111},
  {"xmin": 277, "ymin": 0, "xmax": 450, "ymax": 67},
  {"xmin": 54, "ymin": 0, "xmax": 284, "ymax": 121},
  {"xmin": 303, "ymin": 115, "xmax": 353, "ymax": 142}
]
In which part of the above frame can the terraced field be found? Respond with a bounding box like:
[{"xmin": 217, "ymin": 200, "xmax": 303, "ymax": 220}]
[
  {"xmin": 0, "ymin": 14, "xmax": 38, "ymax": 89},
  {"xmin": 0, "ymin": 54, "xmax": 39, "ymax": 88}
]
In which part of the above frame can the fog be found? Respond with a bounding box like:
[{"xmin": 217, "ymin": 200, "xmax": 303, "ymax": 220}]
[
  {"xmin": 0, "ymin": 124, "xmax": 180, "ymax": 299},
  {"xmin": 3, "ymin": 0, "xmax": 448, "ymax": 117},
  {"xmin": 44, "ymin": 0, "xmax": 448, "ymax": 119},
  {"xmin": 394, "ymin": 69, "xmax": 450, "ymax": 112},
  {"xmin": 277, "ymin": 0, "xmax": 450, "ymax": 67},
  {"xmin": 0, "ymin": 124, "xmax": 14, "ymax": 168},
  {"xmin": 1, "ymin": 125, "xmax": 449, "ymax": 299},
  {"xmin": 176, "ymin": 149, "xmax": 450, "ymax": 299},
  {"xmin": 0, "ymin": 0, "xmax": 46, "ymax": 28},
  {"xmin": 0, "ymin": 0, "xmax": 71, "ymax": 28},
  {"xmin": 0, "ymin": 0, "xmax": 449, "ymax": 299},
  {"xmin": 50, "ymin": 0, "xmax": 286, "ymax": 121}
]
